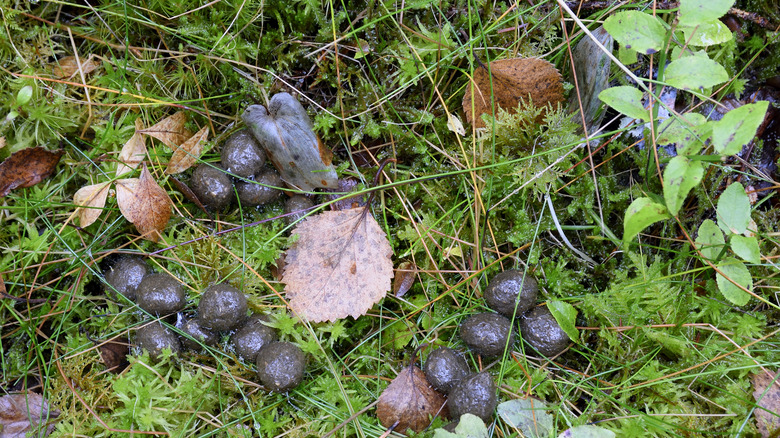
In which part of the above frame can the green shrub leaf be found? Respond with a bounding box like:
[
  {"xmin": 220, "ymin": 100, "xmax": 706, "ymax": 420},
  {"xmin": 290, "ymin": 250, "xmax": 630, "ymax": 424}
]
[
  {"xmin": 680, "ymin": 21, "xmax": 734, "ymax": 47},
  {"xmin": 598, "ymin": 86, "xmax": 648, "ymax": 121},
  {"xmin": 715, "ymin": 257, "xmax": 752, "ymax": 306},
  {"xmin": 678, "ymin": 0, "xmax": 735, "ymax": 27},
  {"xmin": 711, "ymin": 101, "xmax": 769, "ymax": 155},
  {"xmin": 730, "ymin": 235, "xmax": 761, "ymax": 264},
  {"xmin": 603, "ymin": 11, "xmax": 666, "ymax": 55},
  {"xmin": 547, "ymin": 300, "xmax": 579, "ymax": 343},
  {"xmin": 434, "ymin": 414, "xmax": 488, "ymax": 438},
  {"xmin": 558, "ymin": 425, "xmax": 617, "ymax": 438},
  {"xmin": 497, "ymin": 399, "xmax": 552, "ymax": 438},
  {"xmin": 663, "ymin": 156, "xmax": 703, "ymax": 216},
  {"xmin": 623, "ymin": 197, "xmax": 671, "ymax": 244},
  {"xmin": 717, "ymin": 182, "xmax": 750, "ymax": 234},
  {"xmin": 696, "ymin": 219, "xmax": 725, "ymax": 261},
  {"xmin": 665, "ymin": 56, "xmax": 728, "ymax": 91}
]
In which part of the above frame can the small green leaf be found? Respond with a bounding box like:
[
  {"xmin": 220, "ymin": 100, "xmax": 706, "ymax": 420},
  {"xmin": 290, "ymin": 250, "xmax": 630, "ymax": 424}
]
[
  {"xmin": 497, "ymin": 399, "xmax": 553, "ymax": 438},
  {"xmin": 678, "ymin": 0, "xmax": 735, "ymax": 27},
  {"xmin": 664, "ymin": 56, "xmax": 728, "ymax": 91},
  {"xmin": 717, "ymin": 182, "xmax": 750, "ymax": 235},
  {"xmin": 598, "ymin": 86, "xmax": 648, "ymax": 121},
  {"xmin": 434, "ymin": 414, "xmax": 488, "ymax": 438},
  {"xmin": 618, "ymin": 44, "xmax": 638, "ymax": 65},
  {"xmin": 715, "ymin": 257, "xmax": 752, "ymax": 306},
  {"xmin": 663, "ymin": 156, "xmax": 703, "ymax": 216},
  {"xmin": 558, "ymin": 425, "xmax": 617, "ymax": 438},
  {"xmin": 711, "ymin": 101, "xmax": 769, "ymax": 155},
  {"xmin": 603, "ymin": 11, "xmax": 666, "ymax": 55},
  {"xmin": 623, "ymin": 197, "xmax": 671, "ymax": 244},
  {"xmin": 547, "ymin": 300, "xmax": 579, "ymax": 343},
  {"xmin": 730, "ymin": 234, "xmax": 761, "ymax": 264},
  {"xmin": 657, "ymin": 113, "xmax": 707, "ymax": 144},
  {"xmin": 680, "ymin": 21, "xmax": 734, "ymax": 47},
  {"xmin": 16, "ymin": 85, "xmax": 33, "ymax": 106},
  {"xmin": 696, "ymin": 219, "xmax": 725, "ymax": 261}
]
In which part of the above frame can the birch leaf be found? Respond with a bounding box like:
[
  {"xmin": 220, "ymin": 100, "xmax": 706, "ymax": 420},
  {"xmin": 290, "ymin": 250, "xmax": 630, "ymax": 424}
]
[
  {"xmin": 73, "ymin": 181, "xmax": 111, "ymax": 227},
  {"xmin": 116, "ymin": 118, "xmax": 147, "ymax": 177},
  {"xmin": 165, "ymin": 126, "xmax": 209, "ymax": 174},
  {"xmin": 140, "ymin": 111, "xmax": 191, "ymax": 148},
  {"xmin": 0, "ymin": 392, "xmax": 60, "ymax": 438},
  {"xmin": 116, "ymin": 165, "xmax": 172, "ymax": 242},
  {"xmin": 282, "ymin": 207, "xmax": 393, "ymax": 322},
  {"xmin": 377, "ymin": 365, "xmax": 448, "ymax": 433}
]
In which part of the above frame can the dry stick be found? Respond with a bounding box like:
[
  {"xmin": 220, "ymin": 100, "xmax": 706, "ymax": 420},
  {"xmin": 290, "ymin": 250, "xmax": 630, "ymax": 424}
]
[{"xmin": 322, "ymin": 400, "xmax": 380, "ymax": 438}]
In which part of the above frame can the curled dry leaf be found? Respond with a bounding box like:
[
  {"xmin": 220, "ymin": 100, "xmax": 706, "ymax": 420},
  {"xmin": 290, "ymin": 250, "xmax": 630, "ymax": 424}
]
[
  {"xmin": 140, "ymin": 111, "xmax": 192, "ymax": 148},
  {"xmin": 377, "ymin": 364, "xmax": 448, "ymax": 433},
  {"xmin": 73, "ymin": 182, "xmax": 111, "ymax": 227},
  {"xmin": 393, "ymin": 261, "xmax": 417, "ymax": 298},
  {"xmin": 462, "ymin": 58, "xmax": 564, "ymax": 129},
  {"xmin": 0, "ymin": 147, "xmax": 64, "ymax": 197},
  {"xmin": 568, "ymin": 26, "xmax": 613, "ymax": 133},
  {"xmin": 282, "ymin": 207, "xmax": 393, "ymax": 322},
  {"xmin": 752, "ymin": 370, "xmax": 780, "ymax": 437},
  {"xmin": 165, "ymin": 125, "xmax": 209, "ymax": 174},
  {"xmin": 0, "ymin": 392, "xmax": 60, "ymax": 438},
  {"xmin": 52, "ymin": 54, "xmax": 99, "ymax": 79},
  {"xmin": 116, "ymin": 118, "xmax": 147, "ymax": 177},
  {"xmin": 242, "ymin": 92, "xmax": 338, "ymax": 190},
  {"xmin": 115, "ymin": 165, "xmax": 172, "ymax": 242}
]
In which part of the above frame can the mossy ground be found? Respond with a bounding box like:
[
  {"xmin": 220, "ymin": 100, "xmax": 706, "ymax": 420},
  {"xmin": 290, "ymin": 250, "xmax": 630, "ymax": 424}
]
[{"xmin": 1, "ymin": 1, "xmax": 780, "ymax": 437}]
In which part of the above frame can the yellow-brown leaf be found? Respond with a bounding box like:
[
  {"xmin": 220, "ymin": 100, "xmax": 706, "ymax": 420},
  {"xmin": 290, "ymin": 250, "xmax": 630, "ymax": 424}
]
[
  {"xmin": 116, "ymin": 165, "xmax": 171, "ymax": 242},
  {"xmin": 116, "ymin": 118, "xmax": 147, "ymax": 177},
  {"xmin": 73, "ymin": 181, "xmax": 111, "ymax": 227},
  {"xmin": 140, "ymin": 111, "xmax": 191, "ymax": 148},
  {"xmin": 282, "ymin": 208, "xmax": 393, "ymax": 322},
  {"xmin": 165, "ymin": 126, "xmax": 208, "ymax": 174},
  {"xmin": 52, "ymin": 54, "xmax": 99, "ymax": 78}
]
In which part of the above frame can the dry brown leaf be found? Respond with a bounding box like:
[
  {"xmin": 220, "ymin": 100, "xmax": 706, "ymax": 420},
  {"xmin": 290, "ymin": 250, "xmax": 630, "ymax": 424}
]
[
  {"xmin": 0, "ymin": 147, "xmax": 64, "ymax": 197},
  {"xmin": 116, "ymin": 118, "xmax": 147, "ymax": 177},
  {"xmin": 376, "ymin": 365, "xmax": 448, "ymax": 434},
  {"xmin": 0, "ymin": 136, "xmax": 6, "ymax": 150},
  {"xmin": 165, "ymin": 125, "xmax": 209, "ymax": 174},
  {"xmin": 462, "ymin": 58, "xmax": 564, "ymax": 129},
  {"xmin": 393, "ymin": 261, "xmax": 417, "ymax": 298},
  {"xmin": 0, "ymin": 392, "xmax": 60, "ymax": 438},
  {"xmin": 116, "ymin": 164, "xmax": 172, "ymax": 242},
  {"xmin": 282, "ymin": 207, "xmax": 393, "ymax": 322},
  {"xmin": 140, "ymin": 111, "xmax": 192, "ymax": 148},
  {"xmin": 73, "ymin": 181, "xmax": 111, "ymax": 227},
  {"xmin": 52, "ymin": 54, "xmax": 99, "ymax": 79},
  {"xmin": 752, "ymin": 370, "xmax": 780, "ymax": 437}
]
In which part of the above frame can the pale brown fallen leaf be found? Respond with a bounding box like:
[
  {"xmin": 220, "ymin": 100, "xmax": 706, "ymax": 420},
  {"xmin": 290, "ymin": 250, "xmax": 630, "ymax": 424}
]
[
  {"xmin": 0, "ymin": 136, "xmax": 6, "ymax": 150},
  {"xmin": 0, "ymin": 147, "xmax": 64, "ymax": 197},
  {"xmin": 99, "ymin": 337, "xmax": 130, "ymax": 373},
  {"xmin": 377, "ymin": 365, "xmax": 448, "ymax": 433},
  {"xmin": 52, "ymin": 54, "xmax": 99, "ymax": 79},
  {"xmin": 463, "ymin": 58, "xmax": 564, "ymax": 129},
  {"xmin": 282, "ymin": 207, "xmax": 393, "ymax": 322},
  {"xmin": 165, "ymin": 125, "xmax": 209, "ymax": 174},
  {"xmin": 140, "ymin": 111, "xmax": 191, "ymax": 148},
  {"xmin": 752, "ymin": 370, "xmax": 780, "ymax": 437},
  {"xmin": 73, "ymin": 181, "xmax": 111, "ymax": 227},
  {"xmin": 242, "ymin": 92, "xmax": 338, "ymax": 190},
  {"xmin": 0, "ymin": 392, "xmax": 60, "ymax": 438},
  {"xmin": 116, "ymin": 118, "xmax": 147, "ymax": 177},
  {"xmin": 393, "ymin": 261, "xmax": 417, "ymax": 298},
  {"xmin": 116, "ymin": 165, "xmax": 172, "ymax": 242}
]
